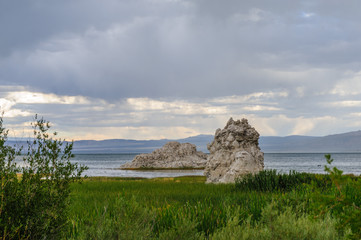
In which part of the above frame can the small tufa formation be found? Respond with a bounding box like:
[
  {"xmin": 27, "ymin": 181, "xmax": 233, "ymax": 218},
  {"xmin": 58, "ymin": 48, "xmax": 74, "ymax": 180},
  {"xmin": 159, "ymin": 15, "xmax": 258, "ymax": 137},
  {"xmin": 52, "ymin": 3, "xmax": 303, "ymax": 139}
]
[
  {"xmin": 120, "ymin": 141, "xmax": 208, "ymax": 169},
  {"xmin": 204, "ymin": 117, "xmax": 264, "ymax": 183}
]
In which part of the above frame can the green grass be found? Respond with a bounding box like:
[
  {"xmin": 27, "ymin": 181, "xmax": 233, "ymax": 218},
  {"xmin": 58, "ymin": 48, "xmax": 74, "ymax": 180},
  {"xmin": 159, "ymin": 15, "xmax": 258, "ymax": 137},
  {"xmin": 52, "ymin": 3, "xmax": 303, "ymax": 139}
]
[
  {"xmin": 235, "ymin": 169, "xmax": 333, "ymax": 192},
  {"xmin": 66, "ymin": 173, "xmax": 361, "ymax": 239}
]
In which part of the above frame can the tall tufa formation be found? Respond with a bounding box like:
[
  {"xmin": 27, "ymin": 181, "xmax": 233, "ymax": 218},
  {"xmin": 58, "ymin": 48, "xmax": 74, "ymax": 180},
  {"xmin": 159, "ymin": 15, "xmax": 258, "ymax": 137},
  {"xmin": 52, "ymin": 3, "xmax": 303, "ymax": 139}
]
[{"xmin": 204, "ymin": 117, "xmax": 264, "ymax": 183}]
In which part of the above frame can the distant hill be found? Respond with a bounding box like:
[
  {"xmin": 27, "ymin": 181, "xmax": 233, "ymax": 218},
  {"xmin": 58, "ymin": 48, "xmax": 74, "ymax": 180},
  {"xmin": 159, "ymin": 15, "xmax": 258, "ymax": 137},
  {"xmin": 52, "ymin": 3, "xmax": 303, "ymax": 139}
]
[
  {"xmin": 72, "ymin": 130, "xmax": 361, "ymax": 153},
  {"xmin": 260, "ymin": 130, "xmax": 361, "ymax": 153},
  {"xmin": 6, "ymin": 130, "xmax": 361, "ymax": 153},
  {"xmin": 72, "ymin": 134, "xmax": 213, "ymax": 153}
]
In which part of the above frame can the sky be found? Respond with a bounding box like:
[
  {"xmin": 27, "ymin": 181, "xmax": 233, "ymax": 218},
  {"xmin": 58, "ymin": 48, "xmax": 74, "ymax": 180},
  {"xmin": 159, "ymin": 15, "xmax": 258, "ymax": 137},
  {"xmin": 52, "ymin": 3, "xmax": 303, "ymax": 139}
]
[{"xmin": 1, "ymin": 0, "xmax": 361, "ymax": 140}]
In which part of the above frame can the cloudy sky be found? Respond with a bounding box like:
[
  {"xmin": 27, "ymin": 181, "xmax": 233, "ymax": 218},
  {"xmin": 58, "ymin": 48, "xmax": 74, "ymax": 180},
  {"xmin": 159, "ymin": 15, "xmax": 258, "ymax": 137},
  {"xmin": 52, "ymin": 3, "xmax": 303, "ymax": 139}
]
[{"xmin": 1, "ymin": 0, "xmax": 361, "ymax": 140}]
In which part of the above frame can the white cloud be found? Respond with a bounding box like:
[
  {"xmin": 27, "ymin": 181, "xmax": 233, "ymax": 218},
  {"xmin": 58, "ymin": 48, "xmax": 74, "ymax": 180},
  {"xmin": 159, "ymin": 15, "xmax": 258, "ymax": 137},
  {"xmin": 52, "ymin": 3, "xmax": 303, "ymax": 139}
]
[
  {"xmin": 244, "ymin": 116, "xmax": 278, "ymax": 136},
  {"xmin": 126, "ymin": 98, "xmax": 228, "ymax": 115},
  {"xmin": 2, "ymin": 85, "xmax": 361, "ymax": 140},
  {"xmin": 65, "ymin": 126, "xmax": 201, "ymax": 141},
  {"xmin": 330, "ymin": 101, "xmax": 361, "ymax": 107},
  {"xmin": 7, "ymin": 91, "xmax": 90, "ymax": 105},
  {"xmin": 212, "ymin": 90, "xmax": 288, "ymax": 104},
  {"xmin": 4, "ymin": 109, "xmax": 32, "ymax": 118},
  {"xmin": 0, "ymin": 89, "xmax": 93, "ymax": 120},
  {"xmin": 239, "ymin": 114, "xmax": 339, "ymax": 137},
  {"xmin": 331, "ymin": 71, "xmax": 361, "ymax": 96},
  {"xmin": 0, "ymin": 98, "xmax": 15, "ymax": 111},
  {"xmin": 242, "ymin": 105, "xmax": 281, "ymax": 111},
  {"xmin": 0, "ymin": 98, "xmax": 31, "ymax": 118},
  {"xmin": 350, "ymin": 112, "xmax": 361, "ymax": 117},
  {"xmin": 291, "ymin": 118, "xmax": 316, "ymax": 135},
  {"xmin": 127, "ymin": 98, "xmax": 166, "ymax": 111}
]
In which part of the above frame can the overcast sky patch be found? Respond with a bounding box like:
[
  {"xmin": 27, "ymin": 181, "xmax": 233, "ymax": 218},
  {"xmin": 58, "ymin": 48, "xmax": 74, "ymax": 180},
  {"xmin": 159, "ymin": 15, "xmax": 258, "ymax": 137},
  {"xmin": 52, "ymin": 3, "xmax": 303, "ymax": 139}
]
[{"xmin": 1, "ymin": 0, "xmax": 361, "ymax": 139}]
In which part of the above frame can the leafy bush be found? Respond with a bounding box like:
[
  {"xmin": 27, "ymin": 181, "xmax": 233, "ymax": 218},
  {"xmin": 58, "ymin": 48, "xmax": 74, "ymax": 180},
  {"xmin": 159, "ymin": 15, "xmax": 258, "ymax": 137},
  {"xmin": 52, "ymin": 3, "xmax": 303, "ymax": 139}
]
[
  {"xmin": 0, "ymin": 115, "xmax": 87, "ymax": 239},
  {"xmin": 313, "ymin": 154, "xmax": 361, "ymax": 239}
]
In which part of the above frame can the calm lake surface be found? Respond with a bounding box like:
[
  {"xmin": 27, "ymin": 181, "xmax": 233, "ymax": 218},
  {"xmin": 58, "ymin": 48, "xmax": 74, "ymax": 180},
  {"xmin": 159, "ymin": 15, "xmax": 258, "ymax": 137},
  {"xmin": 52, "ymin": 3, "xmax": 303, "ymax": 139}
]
[{"xmin": 69, "ymin": 153, "xmax": 361, "ymax": 178}]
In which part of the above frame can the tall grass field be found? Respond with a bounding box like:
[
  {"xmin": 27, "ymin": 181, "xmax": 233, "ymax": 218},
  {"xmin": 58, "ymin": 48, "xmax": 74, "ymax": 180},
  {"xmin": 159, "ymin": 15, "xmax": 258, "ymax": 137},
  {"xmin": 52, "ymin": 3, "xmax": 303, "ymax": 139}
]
[{"xmin": 66, "ymin": 167, "xmax": 361, "ymax": 240}]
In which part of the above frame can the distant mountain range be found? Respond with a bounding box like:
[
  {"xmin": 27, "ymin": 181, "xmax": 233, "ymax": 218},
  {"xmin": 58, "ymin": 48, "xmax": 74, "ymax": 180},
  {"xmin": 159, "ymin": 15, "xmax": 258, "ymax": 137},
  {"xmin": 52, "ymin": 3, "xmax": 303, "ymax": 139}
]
[
  {"xmin": 72, "ymin": 130, "xmax": 361, "ymax": 153},
  {"xmin": 7, "ymin": 130, "xmax": 361, "ymax": 153},
  {"xmin": 259, "ymin": 130, "xmax": 361, "ymax": 153},
  {"xmin": 72, "ymin": 134, "xmax": 213, "ymax": 153}
]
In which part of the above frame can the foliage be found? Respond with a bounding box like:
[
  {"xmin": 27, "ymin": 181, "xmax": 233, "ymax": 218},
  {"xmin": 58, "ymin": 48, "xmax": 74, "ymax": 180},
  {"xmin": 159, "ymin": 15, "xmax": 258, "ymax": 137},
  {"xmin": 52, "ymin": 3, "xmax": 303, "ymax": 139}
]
[
  {"xmin": 0, "ymin": 115, "xmax": 87, "ymax": 239},
  {"xmin": 68, "ymin": 194, "xmax": 154, "ymax": 240},
  {"xmin": 67, "ymin": 174, "xmax": 360, "ymax": 239},
  {"xmin": 153, "ymin": 199, "xmax": 229, "ymax": 237},
  {"xmin": 211, "ymin": 202, "xmax": 348, "ymax": 240},
  {"xmin": 67, "ymin": 177, "xmax": 237, "ymax": 238},
  {"xmin": 313, "ymin": 154, "xmax": 361, "ymax": 239},
  {"xmin": 157, "ymin": 217, "xmax": 204, "ymax": 240},
  {"xmin": 235, "ymin": 169, "xmax": 332, "ymax": 192}
]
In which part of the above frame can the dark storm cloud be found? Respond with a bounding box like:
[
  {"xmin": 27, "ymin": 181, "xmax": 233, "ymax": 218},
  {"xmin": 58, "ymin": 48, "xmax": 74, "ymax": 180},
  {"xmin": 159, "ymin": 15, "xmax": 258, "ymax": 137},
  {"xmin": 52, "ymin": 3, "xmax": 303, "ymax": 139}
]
[
  {"xmin": 2, "ymin": 0, "xmax": 361, "ymax": 139},
  {"xmin": 2, "ymin": 0, "xmax": 361, "ymax": 100},
  {"xmin": 0, "ymin": 0, "xmax": 139, "ymax": 56}
]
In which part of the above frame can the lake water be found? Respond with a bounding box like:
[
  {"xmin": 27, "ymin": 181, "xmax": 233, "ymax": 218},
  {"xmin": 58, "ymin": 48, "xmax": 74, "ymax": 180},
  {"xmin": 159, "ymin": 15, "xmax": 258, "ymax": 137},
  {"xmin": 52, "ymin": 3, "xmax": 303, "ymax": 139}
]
[
  {"xmin": 69, "ymin": 153, "xmax": 361, "ymax": 178},
  {"xmin": 71, "ymin": 154, "xmax": 204, "ymax": 178}
]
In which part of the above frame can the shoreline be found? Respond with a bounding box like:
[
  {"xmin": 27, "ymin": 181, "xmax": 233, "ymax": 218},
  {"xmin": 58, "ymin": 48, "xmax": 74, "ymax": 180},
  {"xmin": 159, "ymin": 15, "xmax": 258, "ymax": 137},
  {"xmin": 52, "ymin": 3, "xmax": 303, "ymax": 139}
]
[{"xmin": 118, "ymin": 167, "xmax": 205, "ymax": 171}]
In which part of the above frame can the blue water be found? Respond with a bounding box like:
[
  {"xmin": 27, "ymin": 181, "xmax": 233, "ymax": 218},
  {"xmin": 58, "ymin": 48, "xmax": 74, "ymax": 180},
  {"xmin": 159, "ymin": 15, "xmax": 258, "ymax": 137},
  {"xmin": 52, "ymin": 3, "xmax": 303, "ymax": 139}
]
[{"xmin": 69, "ymin": 153, "xmax": 361, "ymax": 178}]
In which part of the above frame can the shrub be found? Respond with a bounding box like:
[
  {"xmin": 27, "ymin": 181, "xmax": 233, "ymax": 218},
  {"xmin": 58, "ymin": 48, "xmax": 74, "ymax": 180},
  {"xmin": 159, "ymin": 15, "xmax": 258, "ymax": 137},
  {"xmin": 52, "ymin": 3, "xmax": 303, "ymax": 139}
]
[
  {"xmin": 0, "ymin": 115, "xmax": 87, "ymax": 239},
  {"xmin": 314, "ymin": 154, "xmax": 361, "ymax": 239}
]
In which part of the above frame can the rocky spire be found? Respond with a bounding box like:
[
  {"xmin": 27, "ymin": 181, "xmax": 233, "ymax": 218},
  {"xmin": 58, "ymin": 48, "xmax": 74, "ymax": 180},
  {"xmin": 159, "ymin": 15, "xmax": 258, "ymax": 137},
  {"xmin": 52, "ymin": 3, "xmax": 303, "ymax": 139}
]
[{"xmin": 204, "ymin": 117, "xmax": 264, "ymax": 183}]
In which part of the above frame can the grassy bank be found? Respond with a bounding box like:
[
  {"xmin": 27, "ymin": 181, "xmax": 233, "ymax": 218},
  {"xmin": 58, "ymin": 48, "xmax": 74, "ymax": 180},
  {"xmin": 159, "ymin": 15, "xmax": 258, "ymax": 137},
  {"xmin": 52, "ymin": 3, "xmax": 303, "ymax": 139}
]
[{"xmin": 66, "ymin": 170, "xmax": 361, "ymax": 239}]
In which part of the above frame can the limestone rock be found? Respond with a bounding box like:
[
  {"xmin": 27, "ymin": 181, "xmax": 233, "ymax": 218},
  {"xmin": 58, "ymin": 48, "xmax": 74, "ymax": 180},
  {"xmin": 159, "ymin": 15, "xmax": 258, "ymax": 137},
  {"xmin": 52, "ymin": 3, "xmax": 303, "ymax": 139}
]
[
  {"xmin": 204, "ymin": 117, "xmax": 264, "ymax": 183},
  {"xmin": 120, "ymin": 141, "xmax": 208, "ymax": 169}
]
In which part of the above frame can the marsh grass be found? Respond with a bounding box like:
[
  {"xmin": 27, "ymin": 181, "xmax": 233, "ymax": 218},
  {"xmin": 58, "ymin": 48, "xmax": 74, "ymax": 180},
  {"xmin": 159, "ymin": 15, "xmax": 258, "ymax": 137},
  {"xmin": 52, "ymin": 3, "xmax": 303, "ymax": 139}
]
[
  {"xmin": 67, "ymin": 176, "xmax": 266, "ymax": 238},
  {"xmin": 235, "ymin": 169, "xmax": 332, "ymax": 192},
  {"xmin": 66, "ymin": 170, "xmax": 360, "ymax": 239}
]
